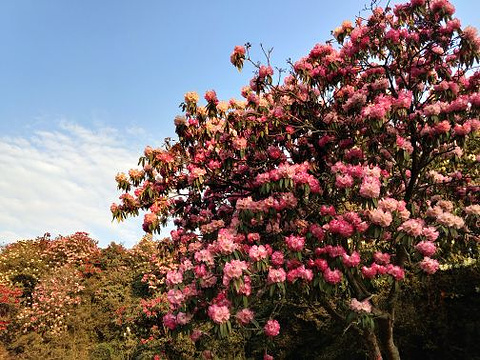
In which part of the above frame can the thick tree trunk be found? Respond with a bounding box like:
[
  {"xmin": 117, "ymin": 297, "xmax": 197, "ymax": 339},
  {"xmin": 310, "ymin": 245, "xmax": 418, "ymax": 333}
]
[
  {"xmin": 365, "ymin": 329, "xmax": 383, "ymax": 360},
  {"xmin": 378, "ymin": 316, "xmax": 401, "ymax": 360}
]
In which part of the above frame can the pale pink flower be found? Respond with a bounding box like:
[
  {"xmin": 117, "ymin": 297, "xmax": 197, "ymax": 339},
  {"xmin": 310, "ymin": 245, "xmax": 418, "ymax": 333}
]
[
  {"xmin": 267, "ymin": 267, "xmax": 287, "ymax": 284},
  {"xmin": 166, "ymin": 270, "xmax": 183, "ymax": 286},
  {"xmin": 422, "ymin": 226, "xmax": 439, "ymax": 242},
  {"xmin": 167, "ymin": 289, "xmax": 185, "ymax": 307},
  {"xmin": 285, "ymin": 235, "xmax": 305, "ymax": 252},
  {"xmin": 419, "ymin": 257, "xmax": 440, "ymax": 274},
  {"xmin": 436, "ymin": 212, "xmax": 464, "ymax": 229},
  {"xmin": 223, "ymin": 260, "xmax": 248, "ymax": 285},
  {"xmin": 379, "ymin": 198, "xmax": 399, "ymax": 212},
  {"xmin": 335, "ymin": 174, "xmax": 354, "ymax": 189},
  {"xmin": 236, "ymin": 308, "xmax": 254, "ymax": 325},
  {"xmin": 217, "ymin": 229, "xmax": 237, "ymax": 255},
  {"xmin": 208, "ymin": 304, "xmax": 230, "ymax": 324},
  {"xmin": 398, "ymin": 218, "xmax": 424, "ymax": 237},
  {"xmin": 415, "ymin": 241, "xmax": 437, "ymax": 257},
  {"xmin": 465, "ymin": 205, "xmax": 480, "ymax": 215},
  {"xmin": 176, "ymin": 312, "xmax": 191, "ymax": 325},
  {"xmin": 350, "ymin": 298, "xmax": 372, "ymax": 313},
  {"xmin": 249, "ymin": 245, "xmax": 269, "ymax": 261},
  {"xmin": 359, "ymin": 176, "xmax": 381, "ymax": 198},
  {"xmin": 369, "ymin": 208, "xmax": 393, "ymax": 227}
]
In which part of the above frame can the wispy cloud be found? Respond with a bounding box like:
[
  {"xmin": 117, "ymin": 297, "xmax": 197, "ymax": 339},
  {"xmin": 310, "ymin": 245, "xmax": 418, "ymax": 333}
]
[{"xmin": 0, "ymin": 120, "xmax": 167, "ymax": 247}]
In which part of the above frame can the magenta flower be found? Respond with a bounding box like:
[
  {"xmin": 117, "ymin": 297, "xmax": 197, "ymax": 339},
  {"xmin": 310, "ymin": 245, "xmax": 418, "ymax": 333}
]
[{"xmin": 264, "ymin": 319, "xmax": 280, "ymax": 337}]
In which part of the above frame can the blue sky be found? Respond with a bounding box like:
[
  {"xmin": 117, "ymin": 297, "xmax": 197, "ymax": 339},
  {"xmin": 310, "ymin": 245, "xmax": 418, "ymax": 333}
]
[{"xmin": 0, "ymin": 0, "xmax": 478, "ymax": 247}]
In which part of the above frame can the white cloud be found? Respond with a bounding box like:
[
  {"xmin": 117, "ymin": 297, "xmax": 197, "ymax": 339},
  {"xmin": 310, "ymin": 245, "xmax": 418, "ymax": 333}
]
[{"xmin": 0, "ymin": 121, "xmax": 170, "ymax": 247}]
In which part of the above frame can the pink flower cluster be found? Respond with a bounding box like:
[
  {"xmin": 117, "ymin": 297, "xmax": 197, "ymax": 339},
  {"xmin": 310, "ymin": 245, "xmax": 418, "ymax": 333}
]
[
  {"xmin": 267, "ymin": 267, "xmax": 287, "ymax": 283},
  {"xmin": 207, "ymin": 304, "xmax": 230, "ymax": 324},
  {"xmin": 249, "ymin": 245, "xmax": 269, "ymax": 261},
  {"xmin": 397, "ymin": 218, "xmax": 424, "ymax": 237},
  {"xmin": 285, "ymin": 235, "xmax": 305, "ymax": 252},
  {"xmin": 350, "ymin": 298, "xmax": 372, "ymax": 313},
  {"xmin": 216, "ymin": 228, "xmax": 238, "ymax": 255},
  {"xmin": 287, "ymin": 265, "xmax": 313, "ymax": 283},
  {"xmin": 236, "ymin": 308, "xmax": 254, "ymax": 325},
  {"xmin": 415, "ymin": 241, "xmax": 437, "ymax": 257},
  {"xmin": 264, "ymin": 319, "xmax": 280, "ymax": 337},
  {"xmin": 426, "ymin": 202, "xmax": 465, "ymax": 229},
  {"xmin": 222, "ymin": 260, "xmax": 248, "ymax": 286},
  {"xmin": 236, "ymin": 193, "xmax": 298, "ymax": 213},
  {"xmin": 255, "ymin": 162, "xmax": 322, "ymax": 193},
  {"xmin": 166, "ymin": 270, "xmax": 183, "ymax": 286},
  {"xmin": 362, "ymin": 263, "xmax": 405, "ymax": 280},
  {"xmin": 419, "ymin": 257, "xmax": 440, "ymax": 274},
  {"xmin": 324, "ymin": 212, "xmax": 368, "ymax": 237}
]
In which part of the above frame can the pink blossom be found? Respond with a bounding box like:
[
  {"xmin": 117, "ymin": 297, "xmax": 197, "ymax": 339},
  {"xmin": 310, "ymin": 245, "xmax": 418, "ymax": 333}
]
[
  {"xmin": 236, "ymin": 308, "xmax": 254, "ymax": 325},
  {"xmin": 342, "ymin": 252, "xmax": 361, "ymax": 267},
  {"xmin": 465, "ymin": 205, "xmax": 480, "ymax": 215},
  {"xmin": 287, "ymin": 265, "xmax": 313, "ymax": 283},
  {"xmin": 350, "ymin": 298, "xmax": 372, "ymax": 313},
  {"xmin": 163, "ymin": 313, "xmax": 177, "ymax": 330},
  {"xmin": 194, "ymin": 249, "xmax": 214, "ymax": 265},
  {"xmin": 208, "ymin": 304, "xmax": 230, "ymax": 324},
  {"xmin": 430, "ymin": 0, "xmax": 455, "ymax": 16},
  {"xmin": 285, "ymin": 235, "xmax": 305, "ymax": 252},
  {"xmin": 419, "ymin": 257, "xmax": 440, "ymax": 274},
  {"xmin": 327, "ymin": 219, "xmax": 355, "ymax": 238},
  {"xmin": 398, "ymin": 218, "xmax": 424, "ymax": 237},
  {"xmin": 373, "ymin": 251, "xmax": 391, "ymax": 265},
  {"xmin": 335, "ymin": 174, "xmax": 354, "ymax": 189},
  {"xmin": 386, "ymin": 264, "xmax": 405, "ymax": 280},
  {"xmin": 369, "ymin": 208, "xmax": 393, "ymax": 227},
  {"xmin": 238, "ymin": 275, "xmax": 252, "ymax": 296},
  {"xmin": 361, "ymin": 265, "xmax": 377, "ymax": 279},
  {"xmin": 310, "ymin": 224, "xmax": 325, "ymax": 241},
  {"xmin": 217, "ymin": 229, "xmax": 237, "ymax": 255},
  {"xmin": 176, "ymin": 312, "xmax": 191, "ymax": 325},
  {"xmin": 167, "ymin": 289, "xmax": 185, "ymax": 307},
  {"xmin": 204, "ymin": 90, "xmax": 218, "ymax": 104},
  {"xmin": 415, "ymin": 241, "xmax": 437, "ymax": 257},
  {"xmin": 324, "ymin": 268, "xmax": 343, "ymax": 284},
  {"xmin": 190, "ymin": 329, "xmax": 203, "ymax": 342},
  {"xmin": 166, "ymin": 270, "xmax": 183, "ymax": 286},
  {"xmin": 359, "ymin": 176, "xmax": 381, "ymax": 198},
  {"xmin": 327, "ymin": 245, "xmax": 347, "ymax": 257},
  {"xmin": 373, "ymin": 263, "xmax": 388, "ymax": 275},
  {"xmin": 249, "ymin": 245, "xmax": 269, "ymax": 261},
  {"xmin": 247, "ymin": 232, "xmax": 261, "ymax": 243},
  {"xmin": 271, "ymin": 251, "xmax": 285, "ymax": 266},
  {"xmin": 223, "ymin": 260, "xmax": 248, "ymax": 285},
  {"xmin": 267, "ymin": 267, "xmax": 287, "ymax": 284},
  {"xmin": 264, "ymin": 319, "xmax": 280, "ymax": 337},
  {"xmin": 314, "ymin": 258, "xmax": 329, "ymax": 271},
  {"xmin": 422, "ymin": 226, "xmax": 439, "ymax": 241},
  {"xmin": 436, "ymin": 212, "xmax": 464, "ymax": 229},
  {"xmin": 379, "ymin": 198, "xmax": 399, "ymax": 212},
  {"xmin": 435, "ymin": 120, "xmax": 451, "ymax": 134}
]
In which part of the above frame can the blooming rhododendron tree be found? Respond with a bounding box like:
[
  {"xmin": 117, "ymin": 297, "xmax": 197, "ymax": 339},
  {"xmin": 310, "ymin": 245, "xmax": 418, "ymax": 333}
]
[{"xmin": 112, "ymin": 0, "xmax": 479, "ymax": 358}]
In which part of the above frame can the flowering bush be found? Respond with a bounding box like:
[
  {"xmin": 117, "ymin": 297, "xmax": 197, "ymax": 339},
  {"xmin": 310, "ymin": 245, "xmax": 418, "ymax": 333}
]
[{"xmin": 112, "ymin": 0, "xmax": 479, "ymax": 358}]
